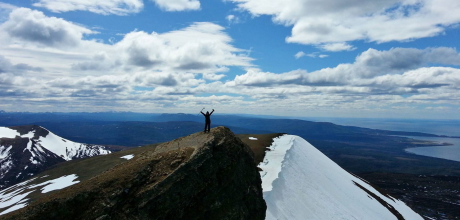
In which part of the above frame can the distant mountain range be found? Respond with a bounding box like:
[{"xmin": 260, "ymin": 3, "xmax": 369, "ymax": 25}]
[
  {"xmin": 0, "ymin": 125, "xmax": 110, "ymax": 189},
  {"xmin": 0, "ymin": 112, "xmax": 452, "ymax": 146}
]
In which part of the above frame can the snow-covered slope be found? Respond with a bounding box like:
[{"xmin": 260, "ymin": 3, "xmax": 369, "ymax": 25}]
[
  {"xmin": 260, "ymin": 135, "xmax": 423, "ymax": 220},
  {"xmin": 0, "ymin": 125, "xmax": 111, "ymax": 189},
  {"xmin": 0, "ymin": 174, "xmax": 80, "ymax": 215},
  {"xmin": 0, "ymin": 126, "xmax": 110, "ymax": 160}
]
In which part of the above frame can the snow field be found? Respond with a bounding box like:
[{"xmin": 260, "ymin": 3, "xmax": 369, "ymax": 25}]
[
  {"xmin": 258, "ymin": 135, "xmax": 292, "ymax": 192},
  {"xmin": 261, "ymin": 135, "xmax": 423, "ymax": 220},
  {"xmin": 40, "ymin": 174, "xmax": 80, "ymax": 193},
  {"xmin": 0, "ymin": 127, "xmax": 20, "ymax": 139},
  {"xmin": 0, "ymin": 174, "xmax": 80, "ymax": 216},
  {"xmin": 0, "ymin": 126, "xmax": 111, "ymax": 161},
  {"xmin": 37, "ymin": 129, "xmax": 110, "ymax": 160}
]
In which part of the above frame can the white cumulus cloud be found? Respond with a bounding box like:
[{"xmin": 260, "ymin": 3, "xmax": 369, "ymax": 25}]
[
  {"xmin": 0, "ymin": 8, "xmax": 95, "ymax": 47},
  {"xmin": 318, "ymin": 43, "xmax": 356, "ymax": 52},
  {"xmin": 33, "ymin": 0, "xmax": 144, "ymax": 15},
  {"xmin": 0, "ymin": 8, "xmax": 253, "ymax": 79},
  {"xmin": 231, "ymin": 0, "xmax": 460, "ymax": 48},
  {"xmin": 151, "ymin": 0, "xmax": 200, "ymax": 11},
  {"xmin": 0, "ymin": 7, "xmax": 257, "ymax": 112},
  {"xmin": 295, "ymin": 51, "xmax": 328, "ymax": 59},
  {"xmin": 32, "ymin": 0, "xmax": 201, "ymax": 14},
  {"xmin": 232, "ymin": 47, "xmax": 460, "ymax": 93}
]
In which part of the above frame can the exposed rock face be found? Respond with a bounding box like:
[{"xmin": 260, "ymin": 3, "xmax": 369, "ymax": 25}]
[{"xmin": 4, "ymin": 126, "xmax": 266, "ymax": 220}]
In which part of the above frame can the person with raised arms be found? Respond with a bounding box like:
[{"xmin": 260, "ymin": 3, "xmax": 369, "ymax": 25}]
[{"xmin": 201, "ymin": 109, "xmax": 214, "ymax": 133}]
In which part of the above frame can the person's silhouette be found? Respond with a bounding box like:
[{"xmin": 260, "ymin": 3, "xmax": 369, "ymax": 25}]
[{"xmin": 201, "ymin": 109, "xmax": 214, "ymax": 133}]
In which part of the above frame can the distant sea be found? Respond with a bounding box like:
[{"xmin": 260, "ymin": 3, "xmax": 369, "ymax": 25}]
[
  {"xmin": 404, "ymin": 136, "xmax": 460, "ymax": 162},
  {"xmin": 303, "ymin": 117, "xmax": 460, "ymax": 162},
  {"xmin": 303, "ymin": 117, "xmax": 460, "ymax": 137}
]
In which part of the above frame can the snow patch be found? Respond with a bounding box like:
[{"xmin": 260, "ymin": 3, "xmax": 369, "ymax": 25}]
[
  {"xmin": 21, "ymin": 131, "xmax": 35, "ymax": 139},
  {"xmin": 261, "ymin": 135, "xmax": 423, "ymax": 220},
  {"xmin": 249, "ymin": 137, "xmax": 258, "ymax": 140},
  {"xmin": 0, "ymin": 202, "xmax": 26, "ymax": 215},
  {"xmin": 120, "ymin": 154, "xmax": 134, "ymax": 160},
  {"xmin": 40, "ymin": 174, "xmax": 80, "ymax": 193},
  {"xmin": 0, "ymin": 127, "xmax": 19, "ymax": 139},
  {"xmin": 0, "ymin": 146, "xmax": 12, "ymax": 159},
  {"xmin": 0, "ymin": 174, "xmax": 80, "ymax": 215},
  {"xmin": 258, "ymin": 135, "xmax": 292, "ymax": 192},
  {"xmin": 0, "ymin": 178, "xmax": 37, "ymax": 210},
  {"xmin": 0, "ymin": 160, "xmax": 13, "ymax": 179}
]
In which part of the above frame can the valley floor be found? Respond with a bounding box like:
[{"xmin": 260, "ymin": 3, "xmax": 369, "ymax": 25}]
[{"xmin": 359, "ymin": 173, "xmax": 460, "ymax": 220}]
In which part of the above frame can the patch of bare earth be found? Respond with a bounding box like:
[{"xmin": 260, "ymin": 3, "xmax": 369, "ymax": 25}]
[{"xmin": 236, "ymin": 133, "xmax": 285, "ymax": 165}]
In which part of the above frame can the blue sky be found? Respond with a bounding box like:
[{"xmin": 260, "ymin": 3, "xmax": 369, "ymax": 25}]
[{"xmin": 1, "ymin": 0, "xmax": 460, "ymax": 119}]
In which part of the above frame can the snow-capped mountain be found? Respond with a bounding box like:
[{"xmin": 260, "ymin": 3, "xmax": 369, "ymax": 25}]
[
  {"xmin": 259, "ymin": 135, "xmax": 423, "ymax": 220},
  {"xmin": 0, "ymin": 125, "xmax": 111, "ymax": 189}
]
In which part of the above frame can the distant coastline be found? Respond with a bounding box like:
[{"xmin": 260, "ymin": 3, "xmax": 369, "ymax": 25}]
[{"xmin": 403, "ymin": 136, "xmax": 460, "ymax": 162}]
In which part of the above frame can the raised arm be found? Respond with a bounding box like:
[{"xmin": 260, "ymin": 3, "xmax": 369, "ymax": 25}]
[
  {"xmin": 210, "ymin": 109, "xmax": 215, "ymax": 115},
  {"xmin": 201, "ymin": 111, "xmax": 205, "ymax": 116}
]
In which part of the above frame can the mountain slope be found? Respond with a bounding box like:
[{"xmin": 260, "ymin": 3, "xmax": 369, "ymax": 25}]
[
  {"xmin": 0, "ymin": 125, "xmax": 111, "ymax": 189},
  {"xmin": 1, "ymin": 127, "xmax": 266, "ymax": 219},
  {"xmin": 260, "ymin": 135, "xmax": 423, "ymax": 220}
]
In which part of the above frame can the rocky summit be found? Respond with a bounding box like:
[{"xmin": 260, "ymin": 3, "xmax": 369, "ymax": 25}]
[{"xmin": 3, "ymin": 126, "xmax": 266, "ymax": 220}]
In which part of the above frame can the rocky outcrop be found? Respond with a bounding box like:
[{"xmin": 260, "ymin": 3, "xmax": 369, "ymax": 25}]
[{"xmin": 4, "ymin": 126, "xmax": 266, "ymax": 220}]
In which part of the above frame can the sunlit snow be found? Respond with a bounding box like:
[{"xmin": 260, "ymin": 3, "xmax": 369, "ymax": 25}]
[
  {"xmin": 0, "ymin": 177, "xmax": 37, "ymax": 211},
  {"xmin": 260, "ymin": 135, "xmax": 423, "ymax": 220},
  {"xmin": 0, "ymin": 174, "xmax": 80, "ymax": 215},
  {"xmin": 21, "ymin": 131, "xmax": 35, "ymax": 139},
  {"xmin": 0, "ymin": 126, "xmax": 111, "ymax": 162},
  {"xmin": 0, "ymin": 202, "xmax": 27, "ymax": 215},
  {"xmin": 40, "ymin": 174, "xmax": 80, "ymax": 193},
  {"xmin": 0, "ymin": 127, "xmax": 20, "ymax": 139},
  {"xmin": 120, "ymin": 154, "xmax": 134, "ymax": 160},
  {"xmin": 37, "ymin": 129, "xmax": 111, "ymax": 160},
  {"xmin": 248, "ymin": 137, "xmax": 258, "ymax": 140},
  {"xmin": 258, "ymin": 135, "xmax": 292, "ymax": 192}
]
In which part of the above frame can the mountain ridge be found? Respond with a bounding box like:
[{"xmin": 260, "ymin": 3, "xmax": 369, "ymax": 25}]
[
  {"xmin": 1, "ymin": 127, "xmax": 266, "ymax": 219},
  {"xmin": 0, "ymin": 125, "xmax": 111, "ymax": 189}
]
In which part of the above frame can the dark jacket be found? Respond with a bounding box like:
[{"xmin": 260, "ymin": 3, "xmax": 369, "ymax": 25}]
[{"xmin": 201, "ymin": 110, "xmax": 214, "ymax": 122}]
